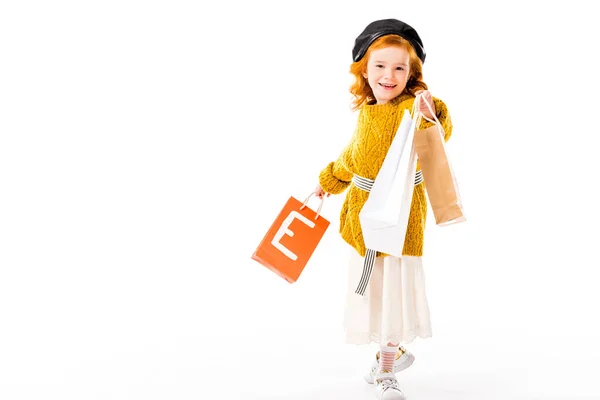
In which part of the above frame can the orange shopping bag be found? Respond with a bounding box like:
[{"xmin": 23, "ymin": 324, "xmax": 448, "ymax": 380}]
[{"xmin": 251, "ymin": 193, "xmax": 330, "ymax": 283}]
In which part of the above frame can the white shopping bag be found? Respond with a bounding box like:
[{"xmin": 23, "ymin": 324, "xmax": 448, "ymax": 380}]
[{"xmin": 358, "ymin": 108, "xmax": 419, "ymax": 257}]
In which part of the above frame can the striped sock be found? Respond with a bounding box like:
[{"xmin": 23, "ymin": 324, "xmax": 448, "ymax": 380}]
[{"xmin": 377, "ymin": 344, "xmax": 400, "ymax": 374}]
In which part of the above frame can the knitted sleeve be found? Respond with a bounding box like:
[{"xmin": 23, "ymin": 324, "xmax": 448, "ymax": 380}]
[
  {"xmin": 318, "ymin": 143, "xmax": 354, "ymax": 195},
  {"xmin": 418, "ymin": 97, "xmax": 453, "ymax": 142}
]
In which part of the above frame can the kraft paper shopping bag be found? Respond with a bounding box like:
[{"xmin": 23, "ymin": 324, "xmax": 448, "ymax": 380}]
[{"xmin": 414, "ymin": 99, "xmax": 466, "ymax": 226}]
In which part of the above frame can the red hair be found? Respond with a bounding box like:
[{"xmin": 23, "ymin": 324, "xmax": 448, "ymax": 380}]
[{"xmin": 349, "ymin": 35, "xmax": 428, "ymax": 110}]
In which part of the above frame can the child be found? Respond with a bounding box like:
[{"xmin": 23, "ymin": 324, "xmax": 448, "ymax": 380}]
[{"xmin": 315, "ymin": 18, "xmax": 453, "ymax": 400}]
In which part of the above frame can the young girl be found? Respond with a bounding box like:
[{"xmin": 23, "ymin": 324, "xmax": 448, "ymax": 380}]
[{"xmin": 315, "ymin": 19, "xmax": 453, "ymax": 400}]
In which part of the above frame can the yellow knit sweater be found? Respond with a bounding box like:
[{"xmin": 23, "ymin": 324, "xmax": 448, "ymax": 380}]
[{"xmin": 318, "ymin": 93, "xmax": 453, "ymax": 258}]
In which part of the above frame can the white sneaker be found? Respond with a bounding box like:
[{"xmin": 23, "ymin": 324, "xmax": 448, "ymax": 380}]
[
  {"xmin": 364, "ymin": 347, "xmax": 415, "ymax": 384},
  {"xmin": 374, "ymin": 371, "xmax": 406, "ymax": 400}
]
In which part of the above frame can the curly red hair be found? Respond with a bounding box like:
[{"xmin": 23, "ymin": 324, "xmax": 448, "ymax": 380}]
[{"xmin": 349, "ymin": 35, "xmax": 428, "ymax": 110}]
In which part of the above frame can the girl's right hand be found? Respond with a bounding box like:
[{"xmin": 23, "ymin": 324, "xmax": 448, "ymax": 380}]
[{"xmin": 315, "ymin": 184, "xmax": 330, "ymax": 199}]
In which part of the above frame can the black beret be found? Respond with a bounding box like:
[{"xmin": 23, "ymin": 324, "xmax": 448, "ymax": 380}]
[{"xmin": 352, "ymin": 18, "xmax": 426, "ymax": 64}]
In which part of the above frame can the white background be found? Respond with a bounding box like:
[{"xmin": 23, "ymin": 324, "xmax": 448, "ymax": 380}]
[{"xmin": 1, "ymin": 1, "xmax": 599, "ymax": 399}]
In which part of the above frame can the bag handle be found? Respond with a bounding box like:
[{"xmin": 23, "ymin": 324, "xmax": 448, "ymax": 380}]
[
  {"xmin": 412, "ymin": 93, "xmax": 444, "ymax": 139},
  {"xmin": 300, "ymin": 192, "xmax": 325, "ymax": 220}
]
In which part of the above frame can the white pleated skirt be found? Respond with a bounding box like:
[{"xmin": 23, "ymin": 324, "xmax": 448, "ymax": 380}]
[{"xmin": 343, "ymin": 250, "xmax": 433, "ymax": 346}]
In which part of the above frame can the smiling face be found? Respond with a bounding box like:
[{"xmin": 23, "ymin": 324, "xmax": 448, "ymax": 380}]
[{"xmin": 363, "ymin": 46, "xmax": 411, "ymax": 104}]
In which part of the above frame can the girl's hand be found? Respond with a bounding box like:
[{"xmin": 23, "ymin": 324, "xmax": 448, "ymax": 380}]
[
  {"xmin": 415, "ymin": 90, "xmax": 436, "ymax": 120},
  {"xmin": 315, "ymin": 184, "xmax": 330, "ymax": 199}
]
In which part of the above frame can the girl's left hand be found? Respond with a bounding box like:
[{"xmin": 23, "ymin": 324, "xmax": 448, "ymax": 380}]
[{"xmin": 415, "ymin": 90, "xmax": 436, "ymax": 120}]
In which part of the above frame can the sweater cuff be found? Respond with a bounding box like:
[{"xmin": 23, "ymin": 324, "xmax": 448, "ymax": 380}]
[
  {"xmin": 418, "ymin": 117, "xmax": 436, "ymax": 131},
  {"xmin": 319, "ymin": 162, "xmax": 351, "ymax": 195},
  {"xmin": 418, "ymin": 115, "xmax": 450, "ymax": 143}
]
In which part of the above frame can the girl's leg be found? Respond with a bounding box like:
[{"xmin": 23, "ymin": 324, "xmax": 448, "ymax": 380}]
[
  {"xmin": 377, "ymin": 342, "xmax": 400, "ymax": 373},
  {"xmin": 373, "ymin": 342, "xmax": 407, "ymax": 399},
  {"xmin": 376, "ymin": 346, "xmax": 407, "ymax": 362},
  {"xmin": 366, "ymin": 345, "xmax": 414, "ymax": 384}
]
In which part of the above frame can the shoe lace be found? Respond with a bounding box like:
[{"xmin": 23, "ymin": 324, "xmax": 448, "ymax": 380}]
[{"xmin": 379, "ymin": 377, "xmax": 399, "ymax": 391}]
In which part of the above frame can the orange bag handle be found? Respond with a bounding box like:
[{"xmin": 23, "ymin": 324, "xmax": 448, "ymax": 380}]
[{"xmin": 300, "ymin": 192, "xmax": 326, "ymax": 220}]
